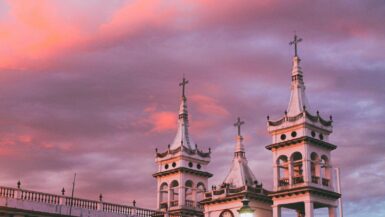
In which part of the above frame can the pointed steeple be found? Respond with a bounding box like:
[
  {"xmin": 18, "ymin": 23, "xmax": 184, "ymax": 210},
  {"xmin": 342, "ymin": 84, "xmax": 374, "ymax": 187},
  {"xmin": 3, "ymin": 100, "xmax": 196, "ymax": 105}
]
[
  {"xmin": 287, "ymin": 34, "xmax": 309, "ymax": 116},
  {"xmin": 223, "ymin": 118, "xmax": 257, "ymax": 188},
  {"xmin": 170, "ymin": 77, "xmax": 194, "ymax": 150}
]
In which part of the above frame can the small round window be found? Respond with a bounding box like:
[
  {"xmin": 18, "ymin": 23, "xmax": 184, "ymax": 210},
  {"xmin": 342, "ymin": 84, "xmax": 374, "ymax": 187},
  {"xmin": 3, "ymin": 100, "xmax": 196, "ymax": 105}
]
[
  {"xmin": 319, "ymin": 134, "xmax": 324, "ymax": 141},
  {"xmin": 197, "ymin": 164, "xmax": 201, "ymax": 170},
  {"xmin": 291, "ymin": 131, "xmax": 297, "ymax": 138},
  {"xmin": 280, "ymin": 134, "xmax": 286, "ymax": 141},
  {"xmin": 165, "ymin": 164, "xmax": 169, "ymax": 169},
  {"xmin": 188, "ymin": 162, "xmax": 193, "ymax": 168},
  {"xmin": 172, "ymin": 162, "xmax": 176, "ymax": 168},
  {"xmin": 311, "ymin": 131, "xmax": 316, "ymax": 137}
]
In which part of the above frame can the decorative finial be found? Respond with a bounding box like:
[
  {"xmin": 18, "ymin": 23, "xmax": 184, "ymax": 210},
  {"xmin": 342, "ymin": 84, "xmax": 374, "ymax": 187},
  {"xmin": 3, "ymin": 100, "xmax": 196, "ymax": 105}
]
[
  {"xmin": 284, "ymin": 110, "xmax": 288, "ymax": 115},
  {"xmin": 167, "ymin": 144, "xmax": 170, "ymax": 149},
  {"xmin": 155, "ymin": 148, "xmax": 158, "ymax": 153},
  {"xmin": 61, "ymin": 188, "xmax": 65, "ymax": 196},
  {"xmin": 289, "ymin": 33, "xmax": 303, "ymax": 57},
  {"xmin": 267, "ymin": 115, "xmax": 270, "ymax": 120},
  {"xmin": 303, "ymin": 105, "xmax": 306, "ymax": 111},
  {"xmin": 179, "ymin": 76, "xmax": 189, "ymax": 98},
  {"xmin": 133, "ymin": 200, "xmax": 136, "ymax": 207},
  {"xmin": 330, "ymin": 115, "xmax": 333, "ymax": 121},
  {"xmin": 99, "ymin": 193, "xmax": 103, "ymax": 202},
  {"xmin": 317, "ymin": 110, "xmax": 320, "ymax": 116},
  {"xmin": 17, "ymin": 180, "xmax": 21, "ymax": 189},
  {"xmin": 209, "ymin": 147, "xmax": 211, "ymax": 153},
  {"xmin": 233, "ymin": 117, "xmax": 245, "ymax": 137}
]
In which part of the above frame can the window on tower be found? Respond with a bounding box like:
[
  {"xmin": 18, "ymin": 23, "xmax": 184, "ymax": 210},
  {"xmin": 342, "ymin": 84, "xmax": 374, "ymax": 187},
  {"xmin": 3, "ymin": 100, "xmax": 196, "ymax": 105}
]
[
  {"xmin": 276, "ymin": 155, "xmax": 289, "ymax": 187},
  {"xmin": 159, "ymin": 183, "xmax": 168, "ymax": 209},
  {"xmin": 311, "ymin": 152, "xmax": 320, "ymax": 184},
  {"xmin": 170, "ymin": 180, "xmax": 179, "ymax": 207},
  {"xmin": 196, "ymin": 183, "xmax": 206, "ymax": 205},
  {"xmin": 291, "ymin": 152, "xmax": 304, "ymax": 185},
  {"xmin": 321, "ymin": 155, "xmax": 331, "ymax": 187},
  {"xmin": 185, "ymin": 180, "xmax": 194, "ymax": 207}
]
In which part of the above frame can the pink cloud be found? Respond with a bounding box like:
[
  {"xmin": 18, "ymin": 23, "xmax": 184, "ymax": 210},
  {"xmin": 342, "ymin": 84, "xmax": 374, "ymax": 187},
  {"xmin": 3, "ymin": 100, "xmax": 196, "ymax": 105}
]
[{"xmin": 191, "ymin": 94, "xmax": 229, "ymax": 117}]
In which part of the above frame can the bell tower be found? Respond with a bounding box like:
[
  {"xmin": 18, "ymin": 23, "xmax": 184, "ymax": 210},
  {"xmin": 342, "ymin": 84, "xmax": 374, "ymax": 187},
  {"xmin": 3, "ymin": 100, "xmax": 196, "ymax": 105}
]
[
  {"xmin": 266, "ymin": 35, "xmax": 341, "ymax": 217},
  {"xmin": 153, "ymin": 77, "xmax": 212, "ymax": 217}
]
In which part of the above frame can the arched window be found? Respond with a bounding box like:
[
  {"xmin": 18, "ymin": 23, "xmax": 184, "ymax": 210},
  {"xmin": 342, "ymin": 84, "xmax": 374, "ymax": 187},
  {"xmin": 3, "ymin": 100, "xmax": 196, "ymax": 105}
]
[
  {"xmin": 219, "ymin": 209, "xmax": 234, "ymax": 217},
  {"xmin": 276, "ymin": 155, "xmax": 289, "ymax": 186},
  {"xmin": 170, "ymin": 180, "xmax": 179, "ymax": 207},
  {"xmin": 185, "ymin": 180, "xmax": 194, "ymax": 207},
  {"xmin": 291, "ymin": 152, "xmax": 304, "ymax": 184},
  {"xmin": 311, "ymin": 152, "xmax": 320, "ymax": 184},
  {"xmin": 196, "ymin": 183, "xmax": 206, "ymax": 203},
  {"xmin": 159, "ymin": 183, "xmax": 168, "ymax": 209},
  {"xmin": 321, "ymin": 155, "xmax": 331, "ymax": 186}
]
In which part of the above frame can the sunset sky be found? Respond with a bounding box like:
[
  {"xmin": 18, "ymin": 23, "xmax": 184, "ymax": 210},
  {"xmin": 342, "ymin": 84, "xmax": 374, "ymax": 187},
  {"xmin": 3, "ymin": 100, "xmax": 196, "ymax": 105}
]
[{"xmin": 0, "ymin": 0, "xmax": 384, "ymax": 216}]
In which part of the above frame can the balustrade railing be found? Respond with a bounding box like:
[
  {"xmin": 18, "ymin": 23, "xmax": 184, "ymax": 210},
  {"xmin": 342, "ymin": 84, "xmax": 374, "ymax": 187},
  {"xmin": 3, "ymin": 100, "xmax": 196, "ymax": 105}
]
[
  {"xmin": 0, "ymin": 186, "xmax": 15, "ymax": 198},
  {"xmin": 311, "ymin": 176, "xmax": 320, "ymax": 184},
  {"xmin": 292, "ymin": 176, "xmax": 304, "ymax": 185},
  {"xmin": 185, "ymin": 199, "xmax": 194, "ymax": 207},
  {"xmin": 170, "ymin": 200, "xmax": 178, "ymax": 207},
  {"xmin": 322, "ymin": 178, "xmax": 330, "ymax": 186},
  {"xmin": 21, "ymin": 190, "xmax": 61, "ymax": 205},
  {"xmin": 65, "ymin": 197, "xmax": 98, "ymax": 210},
  {"xmin": 0, "ymin": 185, "xmax": 164, "ymax": 217},
  {"xmin": 278, "ymin": 178, "xmax": 289, "ymax": 186},
  {"xmin": 160, "ymin": 202, "xmax": 168, "ymax": 209}
]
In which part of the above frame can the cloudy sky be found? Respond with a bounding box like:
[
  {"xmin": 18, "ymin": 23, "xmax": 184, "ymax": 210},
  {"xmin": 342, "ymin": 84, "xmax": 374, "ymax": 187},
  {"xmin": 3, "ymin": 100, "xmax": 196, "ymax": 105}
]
[{"xmin": 0, "ymin": 0, "xmax": 384, "ymax": 216}]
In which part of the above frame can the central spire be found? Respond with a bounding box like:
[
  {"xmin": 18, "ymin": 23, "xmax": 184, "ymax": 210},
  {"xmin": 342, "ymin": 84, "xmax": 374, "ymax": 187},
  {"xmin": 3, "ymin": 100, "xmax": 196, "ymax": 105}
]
[
  {"xmin": 223, "ymin": 117, "xmax": 257, "ymax": 187},
  {"xmin": 170, "ymin": 76, "xmax": 194, "ymax": 150},
  {"xmin": 233, "ymin": 117, "xmax": 245, "ymax": 155},
  {"xmin": 287, "ymin": 33, "xmax": 309, "ymax": 116}
]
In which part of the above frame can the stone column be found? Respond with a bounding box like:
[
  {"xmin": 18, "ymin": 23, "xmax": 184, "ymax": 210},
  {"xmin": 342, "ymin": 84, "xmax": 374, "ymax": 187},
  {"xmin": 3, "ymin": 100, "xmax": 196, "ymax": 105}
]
[
  {"xmin": 303, "ymin": 158, "xmax": 311, "ymax": 184},
  {"xmin": 179, "ymin": 186, "xmax": 185, "ymax": 206},
  {"xmin": 272, "ymin": 205, "xmax": 281, "ymax": 217},
  {"xmin": 192, "ymin": 188, "xmax": 197, "ymax": 207},
  {"xmin": 273, "ymin": 164, "xmax": 279, "ymax": 190},
  {"xmin": 168, "ymin": 186, "xmax": 172, "ymax": 208},
  {"xmin": 328, "ymin": 206, "xmax": 337, "ymax": 217},
  {"xmin": 156, "ymin": 184, "xmax": 161, "ymax": 209},
  {"xmin": 288, "ymin": 160, "xmax": 293, "ymax": 186},
  {"xmin": 304, "ymin": 201, "xmax": 314, "ymax": 217}
]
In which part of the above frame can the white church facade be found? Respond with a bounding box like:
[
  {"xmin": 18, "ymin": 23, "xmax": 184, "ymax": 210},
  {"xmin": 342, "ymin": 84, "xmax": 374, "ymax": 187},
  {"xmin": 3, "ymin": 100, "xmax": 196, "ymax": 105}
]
[{"xmin": 0, "ymin": 35, "xmax": 342, "ymax": 217}]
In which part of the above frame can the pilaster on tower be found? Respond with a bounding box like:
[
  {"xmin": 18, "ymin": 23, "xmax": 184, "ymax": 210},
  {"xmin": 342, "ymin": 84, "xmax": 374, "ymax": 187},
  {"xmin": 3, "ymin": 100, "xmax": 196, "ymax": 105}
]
[{"xmin": 153, "ymin": 77, "xmax": 211, "ymax": 217}]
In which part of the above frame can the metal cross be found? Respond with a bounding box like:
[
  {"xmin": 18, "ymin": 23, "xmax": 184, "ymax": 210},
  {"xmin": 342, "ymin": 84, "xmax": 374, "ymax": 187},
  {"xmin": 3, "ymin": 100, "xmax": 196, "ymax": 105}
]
[
  {"xmin": 179, "ymin": 77, "xmax": 189, "ymax": 97},
  {"xmin": 289, "ymin": 33, "xmax": 303, "ymax": 57},
  {"xmin": 233, "ymin": 117, "xmax": 245, "ymax": 136}
]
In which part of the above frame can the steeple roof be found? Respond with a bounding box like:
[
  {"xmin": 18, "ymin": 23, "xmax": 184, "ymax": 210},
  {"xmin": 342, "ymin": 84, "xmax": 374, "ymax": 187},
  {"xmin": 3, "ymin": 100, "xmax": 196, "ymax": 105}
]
[
  {"xmin": 287, "ymin": 55, "xmax": 309, "ymax": 116},
  {"xmin": 223, "ymin": 118, "xmax": 257, "ymax": 188},
  {"xmin": 170, "ymin": 93, "xmax": 194, "ymax": 150}
]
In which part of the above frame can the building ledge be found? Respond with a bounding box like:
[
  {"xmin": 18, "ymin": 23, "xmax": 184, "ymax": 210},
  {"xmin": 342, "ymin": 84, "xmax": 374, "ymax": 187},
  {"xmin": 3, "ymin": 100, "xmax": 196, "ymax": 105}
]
[
  {"xmin": 152, "ymin": 167, "xmax": 213, "ymax": 178},
  {"xmin": 265, "ymin": 136, "xmax": 337, "ymax": 151},
  {"xmin": 269, "ymin": 186, "xmax": 341, "ymax": 200}
]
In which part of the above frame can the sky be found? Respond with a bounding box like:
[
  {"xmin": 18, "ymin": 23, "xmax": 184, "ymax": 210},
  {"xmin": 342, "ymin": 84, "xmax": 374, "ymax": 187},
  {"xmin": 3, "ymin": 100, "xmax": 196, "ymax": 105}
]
[{"xmin": 0, "ymin": 0, "xmax": 384, "ymax": 216}]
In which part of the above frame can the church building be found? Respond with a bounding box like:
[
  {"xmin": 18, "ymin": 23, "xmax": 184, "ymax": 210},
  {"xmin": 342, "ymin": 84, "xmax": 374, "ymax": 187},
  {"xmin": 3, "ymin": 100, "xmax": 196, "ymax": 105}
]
[{"xmin": 0, "ymin": 35, "xmax": 342, "ymax": 217}]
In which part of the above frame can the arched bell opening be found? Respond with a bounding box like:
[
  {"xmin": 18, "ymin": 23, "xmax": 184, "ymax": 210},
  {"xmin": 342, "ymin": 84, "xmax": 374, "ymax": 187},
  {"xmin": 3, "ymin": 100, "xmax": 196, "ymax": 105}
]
[
  {"xmin": 276, "ymin": 155, "xmax": 289, "ymax": 187},
  {"xmin": 170, "ymin": 180, "xmax": 179, "ymax": 207},
  {"xmin": 310, "ymin": 152, "xmax": 320, "ymax": 184},
  {"xmin": 196, "ymin": 183, "xmax": 206, "ymax": 209},
  {"xmin": 185, "ymin": 180, "xmax": 194, "ymax": 207},
  {"xmin": 159, "ymin": 182, "xmax": 168, "ymax": 209},
  {"xmin": 321, "ymin": 155, "xmax": 331, "ymax": 187},
  {"xmin": 291, "ymin": 152, "xmax": 304, "ymax": 184}
]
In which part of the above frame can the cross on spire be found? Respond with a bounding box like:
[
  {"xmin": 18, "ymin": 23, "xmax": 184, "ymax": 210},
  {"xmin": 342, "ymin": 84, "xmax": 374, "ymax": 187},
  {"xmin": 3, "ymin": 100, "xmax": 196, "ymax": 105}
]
[
  {"xmin": 179, "ymin": 76, "xmax": 189, "ymax": 97},
  {"xmin": 289, "ymin": 33, "xmax": 303, "ymax": 57},
  {"xmin": 234, "ymin": 117, "xmax": 245, "ymax": 137}
]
